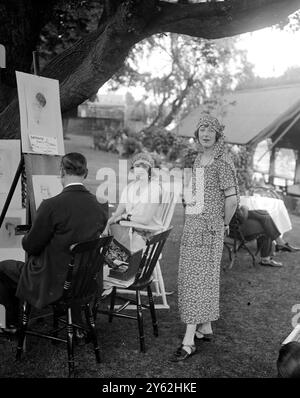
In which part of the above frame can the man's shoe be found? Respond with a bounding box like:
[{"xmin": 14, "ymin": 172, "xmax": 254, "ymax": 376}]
[
  {"xmin": 259, "ymin": 258, "xmax": 283, "ymax": 267},
  {"xmin": 0, "ymin": 326, "xmax": 18, "ymax": 341},
  {"xmin": 75, "ymin": 329, "xmax": 88, "ymax": 346},
  {"xmin": 276, "ymin": 243, "xmax": 300, "ymax": 253}
]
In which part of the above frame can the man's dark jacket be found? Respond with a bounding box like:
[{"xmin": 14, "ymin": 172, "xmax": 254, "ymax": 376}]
[{"xmin": 16, "ymin": 185, "xmax": 108, "ymax": 309}]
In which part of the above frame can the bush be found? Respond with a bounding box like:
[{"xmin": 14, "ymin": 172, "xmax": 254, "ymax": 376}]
[{"xmin": 123, "ymin": 137, "xmax": 143, "ymax": 157}]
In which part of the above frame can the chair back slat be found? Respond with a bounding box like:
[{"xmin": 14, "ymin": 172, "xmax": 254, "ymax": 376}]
[
  {"xmin": 156, "ymin": 184, "xmax": 181, "ymax": 229},
  {"xmin": 132, "ymin": 227, "xmax": 172, "ymax": 287},
  {"xmin": 63, "ymin": 236, "xmax": 112, "ymax": 302}
]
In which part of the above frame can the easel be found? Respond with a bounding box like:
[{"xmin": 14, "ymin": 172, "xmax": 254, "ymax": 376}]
[{"xmin": 0, "ymin": 51, "xmax": 62, "ymax": 235}]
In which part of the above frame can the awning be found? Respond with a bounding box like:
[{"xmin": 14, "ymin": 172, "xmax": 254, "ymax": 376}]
[{"xmin": 173, "ymin": 83, "xmax": 300, "ymax": 146}]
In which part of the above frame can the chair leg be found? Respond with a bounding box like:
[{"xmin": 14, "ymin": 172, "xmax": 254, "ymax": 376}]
[
  {"xmin": 52, "ymin": 308, "xmax": 59, "ymax": 341},
  {"xmin": 136, "ymin": 290, "xmax": 145, "ymax": 353},
  {"xmin": 16, "ymin": 301, "xmax": 31, "ymax": 360},
  {"xmin": 243, "ymin": 244, "xmax": 256, "ymax": 266},
  {"xmin": 108, "ymin": 287, "xmax": 116, "ymax": 323},
  {"xmin": 147, "ymin": 285, "xmax": 158, "ymax": 337},
  {"xmin": 84, "ymin": 303, "xmax": 101, "ymax": 363},
  {"xmin": 92, "ymin": 294, "xmax": 101, "ymax": 322},
  {"xmin": 67, "ymin": 307, "xmax": 75, "ymax": 378}
]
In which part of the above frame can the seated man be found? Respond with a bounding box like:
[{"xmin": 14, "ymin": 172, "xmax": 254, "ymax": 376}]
[
  {"xmin": 0, "ymin": 152, "xmax": 108, "ymax": 333},
  {"xmin": 234, "ymin": 206, "xmax": 283, "ymax": 267},
  {"xmin": 240, "ymin": 193, "xmax": 300, "ymax": 253}
]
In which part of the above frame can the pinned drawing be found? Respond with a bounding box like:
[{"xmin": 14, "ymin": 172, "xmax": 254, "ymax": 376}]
[
  {"xmin": 0, "ymin": 216, "xmax": 22, "ymax": 248},
  {"xmin": 32, "ymin": 175, "xmax": 62, "ymax": 209},
  {"xmin": 16, "ymin": 71, "xmax": 65, "ymax": 155},
  {"xmin": 0, "ymin": 140, "xmax": 22, "ymax": 208}
]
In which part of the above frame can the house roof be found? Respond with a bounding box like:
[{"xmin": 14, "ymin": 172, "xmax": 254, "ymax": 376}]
[{"xmin": 173, "ymin": 83, "xmax": 300, "ymax": 147}]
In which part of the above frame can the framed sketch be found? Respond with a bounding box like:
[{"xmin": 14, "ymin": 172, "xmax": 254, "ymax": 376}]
[
  {"xmin": 0, "ymin": 140, "xmax": 21, "ymax": 209},
  {"xmin": 0, "ymin": 216, "xmax": 23, "ymax": 248},
  {"xmin": 32, "ymin": 174, "xmax": 62, "ymax": 209},
  {"xmin": 16, "ymin": 71, "xmax": 65, "ymax": 155},
  {"xmin": 0, "ymin": 208, "xmax": 26, "ymax": 261}
]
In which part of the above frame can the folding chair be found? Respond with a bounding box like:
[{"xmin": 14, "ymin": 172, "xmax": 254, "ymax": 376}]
[
  {"xmin": 118, "ymin": 183, "xmax": 180, "ymax": 308},
  {"xmin": 224, "ymin": 211, "xmax": 262, "ymax": 269},
  {"xmin": 94, "ymin": 228, "xmax": 173, "ymax": 353},
  {"xmin": 16, "ymin": 236, "xmax": 112, "ymax": 378}
]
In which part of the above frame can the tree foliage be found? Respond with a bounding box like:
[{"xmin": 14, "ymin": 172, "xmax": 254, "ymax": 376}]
[
  {"xmin": 1, "ymin": 0, "xmax": 300, "ymax": 139},
  {"xmin": 110, "ymin": 33, "xmax": 252, "ymax": 129}
]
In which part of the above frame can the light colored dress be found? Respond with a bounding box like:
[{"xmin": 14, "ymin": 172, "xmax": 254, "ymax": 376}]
[
  {"xmin": 106, "ymin": 179, "xmax": 162, "ymax": 264},
  {"xmin": 178, "ymin": 142, "xmax": 239, "ymax": 324},
  {"xmin": 120, "ymin": 179, "xmax": 163, "ymax": 230}
]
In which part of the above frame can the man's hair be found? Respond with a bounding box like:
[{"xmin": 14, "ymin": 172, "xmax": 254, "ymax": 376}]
[
  {"xmin": 277, "ymin": 342, "xmax": 300, "ymax": 378},
  {"xmin": 61, "ymin": 152, "xmax": 88, "ymax": 177}
]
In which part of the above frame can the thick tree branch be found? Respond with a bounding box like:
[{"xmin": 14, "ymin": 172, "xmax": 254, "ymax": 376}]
[
  {"xmin": 149, "ymin": 0, "xmax": 300, "ymax": 38},
  {"xmin": 1, "ymin": 0, "xmax": 300, "ymax": 139}
]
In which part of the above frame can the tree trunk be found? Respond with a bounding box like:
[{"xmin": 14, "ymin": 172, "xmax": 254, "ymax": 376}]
[{"xmin": 1, "ymin": 0, "xmax": 300, "ymax": 139}]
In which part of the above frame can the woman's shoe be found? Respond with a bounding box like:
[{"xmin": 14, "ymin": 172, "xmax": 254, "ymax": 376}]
[
  {"xmin": 194, "ymin": 331, "xmax": 213, "ymax": 341},
  {"xmin": 171, "ymin": 345, "xmax": 196, "ymax": 362}
]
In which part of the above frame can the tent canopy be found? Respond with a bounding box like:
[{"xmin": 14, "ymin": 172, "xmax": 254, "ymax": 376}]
[{"xmin": 173, "ymin": 83, "xmax": 300, "ymax": 149}]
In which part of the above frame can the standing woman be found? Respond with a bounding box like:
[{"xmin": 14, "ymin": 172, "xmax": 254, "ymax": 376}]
[{"xmin": 174, "ymin": 114, "xmax": 239, "ymax": 361}]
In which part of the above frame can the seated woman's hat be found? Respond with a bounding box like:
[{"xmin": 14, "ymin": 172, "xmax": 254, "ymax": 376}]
[{"xmin": 131, "ymin": 152, "xmax": 155, "ymax": 169}]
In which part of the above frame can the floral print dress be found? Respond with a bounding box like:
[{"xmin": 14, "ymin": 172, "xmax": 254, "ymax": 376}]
[{"xmin": 178, "ymin": 141, "xmax": 239, "ymax": 324}]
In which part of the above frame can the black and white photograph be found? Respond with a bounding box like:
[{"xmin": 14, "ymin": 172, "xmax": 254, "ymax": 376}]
[{"xmin": 1, "ymin": 0, "xmax": 300, "ymax": 384}]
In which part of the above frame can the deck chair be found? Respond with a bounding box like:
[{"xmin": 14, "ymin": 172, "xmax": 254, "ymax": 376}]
[
  {"xmin": 16, "ymin": 236, "xmax": 112, "ymax": 378},
  {"xmin": 94, "ymin": 228, "xmax": 173, "ymax": 353},
  {"xmin": 118, "ymin": 182, "xmax": 181, "ymax": 308}
]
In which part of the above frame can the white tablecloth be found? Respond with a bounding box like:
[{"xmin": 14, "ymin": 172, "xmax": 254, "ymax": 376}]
[{"xmin": 240, "ymin": 195, "xmax": 292, "ymax": 235}]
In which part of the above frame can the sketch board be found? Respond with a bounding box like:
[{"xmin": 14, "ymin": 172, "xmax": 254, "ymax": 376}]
[
  {"xmin": 24, "ymin": 154, "xmax": 62, "ymax": 220},
  {"xmin": 0, "ymin": 208, "xmax": 26, "ymax": 261},
  {"xmin": 32, "ymin": 175, "xmax": 62, "ymax": 209},
  {"xmin": 16, "ymin": 71, "xmax": 65, "ymax": 155},
  {"xmin": 0, "ymin": 140, "xmax": 22, "ymax": 209}
]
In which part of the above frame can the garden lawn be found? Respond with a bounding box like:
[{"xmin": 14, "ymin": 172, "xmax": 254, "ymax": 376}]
[{"xmin": 1, "ymin": 135, "xmax": 300, "ymax": 378}]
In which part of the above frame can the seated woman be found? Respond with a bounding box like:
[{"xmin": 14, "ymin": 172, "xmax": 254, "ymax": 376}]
[
  {"xmin": 105, "ymin": 152, "xmax": 163, "ymax": 267},
  {"xmin": 234, "ymin": 205, "xmax": 283, "ymax": 267}
]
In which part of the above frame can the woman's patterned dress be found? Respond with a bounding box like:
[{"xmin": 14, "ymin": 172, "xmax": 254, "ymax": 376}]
[{"xmin": 178, "ymin": 146, "xmax": 239, "ymax": 324}]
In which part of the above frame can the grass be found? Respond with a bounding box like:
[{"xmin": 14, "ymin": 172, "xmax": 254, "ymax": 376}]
[{"xmin": 1, "ymin": 134, "xmax": 300, "ymax": 378}]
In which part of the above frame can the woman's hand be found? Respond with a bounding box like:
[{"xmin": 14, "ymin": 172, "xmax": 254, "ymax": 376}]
[{"xmin": 224, "ymin": 224, "xmax": 230, "ymax": 237}]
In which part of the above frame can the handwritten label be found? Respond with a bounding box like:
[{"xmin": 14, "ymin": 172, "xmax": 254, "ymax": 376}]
[{"xmin": 29, "ymin": 134, "xmax": 58, "ymax": 155}]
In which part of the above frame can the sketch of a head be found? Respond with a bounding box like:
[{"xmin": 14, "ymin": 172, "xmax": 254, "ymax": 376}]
[
  {"xmin": 32, "ymin": 92, "xmax": 47, "ymax": 125},
  {"xmin": 35, "ymin": 92, "xmax": 47, "ymax": 108}
]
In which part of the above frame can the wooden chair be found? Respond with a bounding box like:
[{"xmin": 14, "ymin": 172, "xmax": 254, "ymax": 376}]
[
  {"xmin": 16, "ymin": 235, "xmax": 112, "ymax": 378},
  {"xmin": 118, "ymin": 184, "xmax": 180, "ymax": 308},
  {"xmin": 94, "ymin": 227, "xmax": 173, "ymax": 353}
]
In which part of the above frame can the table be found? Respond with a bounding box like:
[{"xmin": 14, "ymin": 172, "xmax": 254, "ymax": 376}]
[{"xmin": 240, "ymin": 195, "xmax": 292, "ymax": 235}]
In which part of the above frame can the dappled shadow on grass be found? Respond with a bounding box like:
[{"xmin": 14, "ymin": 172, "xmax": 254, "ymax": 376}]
[
  {"xmin": 2, "ymin": 137, "xmax": 300, "ymax": 377},
  {"xmin": 2, "ymin": 209, "xmax": 300, "ymax": 378}
]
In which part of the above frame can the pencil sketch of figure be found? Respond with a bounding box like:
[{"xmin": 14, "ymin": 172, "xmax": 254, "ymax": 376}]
[
  {"xmin": 40, "ymin": 184, "xmax": 51, "ymax": 200},
  {"xmin": 32, "ymin": 92, "xmax": 47, "ymax": 126},
  {"xmin": 0, "ymin": 217, "xmax": 21, "ymax": 248}
]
